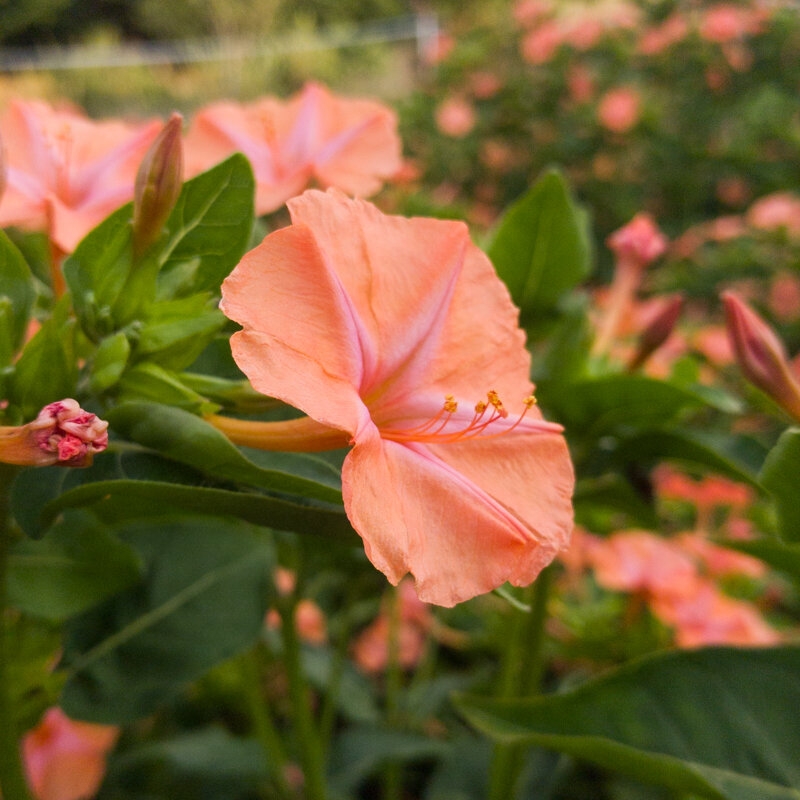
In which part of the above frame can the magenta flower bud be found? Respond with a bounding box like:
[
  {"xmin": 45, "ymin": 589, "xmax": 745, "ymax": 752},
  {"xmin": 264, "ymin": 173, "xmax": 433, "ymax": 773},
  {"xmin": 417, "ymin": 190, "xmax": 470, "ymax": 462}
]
[
  {"xmin": 607, "ymin": 213, "xmax": 668, "ymax": 271},
  {"xmin": 0, "ymin": 399, "xmax": 109, "ymax": 467},
  {"xmin": 722, "ymin": 291, "xmax": 800, "ymax": 421},
  {"xmin": 628, "ymin": 294, "xmax": 684, "ymax": 371},
  {"xmin": 132, "ymin": 112, "xmax": 184, "ymax": 257}
]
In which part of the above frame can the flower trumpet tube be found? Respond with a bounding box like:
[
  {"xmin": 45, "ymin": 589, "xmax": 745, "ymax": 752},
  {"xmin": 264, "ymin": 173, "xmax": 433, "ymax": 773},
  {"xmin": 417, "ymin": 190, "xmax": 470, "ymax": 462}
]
[
  {"xmin": 722, "ymin": 291, "xmax": 800, "ymax": 421},
  {"xmin": 594, "ymin": 213, "xmax": 667, "ymax": 356},
  {"xmin": 132, "ymin": 112, "xmax": 184, "ymax": 258},
  {"xmin": 212, "ymin": 189, "xmax": 575, "ymax": 607},
  {"xmin": 0, "ymin": 399, "xmax": 108, "ymax": 468}
]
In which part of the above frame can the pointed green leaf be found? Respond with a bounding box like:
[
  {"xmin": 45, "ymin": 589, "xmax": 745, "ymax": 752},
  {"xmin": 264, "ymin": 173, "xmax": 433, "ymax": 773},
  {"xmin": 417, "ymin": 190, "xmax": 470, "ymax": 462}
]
[
  {"xmin": 759, "ymin": 428, "xmax": 800, "ymax": 541},
  {"xmin": 456, "ymin": 647, "xmax": 800, "ymax": 800},
  {"xmin": 0, "ymin": 229, "xmax": 35, "ymax": 353},
  {"xmin": 488, "ymin": 168, "xmax": 592, "ymax": 321}
]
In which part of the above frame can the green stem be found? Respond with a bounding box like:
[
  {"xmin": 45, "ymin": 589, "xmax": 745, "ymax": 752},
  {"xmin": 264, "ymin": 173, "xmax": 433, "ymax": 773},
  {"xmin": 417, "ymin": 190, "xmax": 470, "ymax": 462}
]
[
  {"xmin": 279, "ymin": 597, "xmax": 327, "ymax": 800},
  {"xmin": 383, "ymin": 585, "xmax": 402, "ymax": 800},
  {"xmin": 0, "ymin": 465, "xmax": 31, "ymax": 800},
  {"xmin": 238, "ymin": 648, "xmax": 292, "ymax": 799},
  {"xmin": 487, "ymin": 568, "xmax": 553, "ymax": 800}
]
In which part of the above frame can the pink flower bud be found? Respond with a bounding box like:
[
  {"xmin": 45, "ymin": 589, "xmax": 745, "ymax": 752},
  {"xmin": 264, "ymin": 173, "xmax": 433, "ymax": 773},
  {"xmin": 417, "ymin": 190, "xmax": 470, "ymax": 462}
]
[
  {"xmin": 628, "ymin": 294, "xmax": 683, "ymax": 371},
  {"xmin": 133, "ymin": 112, "xmax": 184, "ymax": 257},
  {"xmin": 0, "ymin": 399, "xmax": 109, "ymax": 468},
  {"xmin": 607, "ymin": 213, "xmax": 667, "ymax": 271},
  {"xmin": 722, "ymin": 291, "xmax": 800, "ymax": 421}
]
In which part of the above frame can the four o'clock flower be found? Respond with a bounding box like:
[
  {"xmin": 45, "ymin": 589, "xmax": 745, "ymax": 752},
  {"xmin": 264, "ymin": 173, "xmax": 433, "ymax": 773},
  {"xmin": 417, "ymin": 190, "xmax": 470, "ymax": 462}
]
[
  {"xmin": 0, "ymin": 399, "xmax": 108, "ymax": 468},
  {"xmin": 0, "ymin": 99, "xmax": 160, "ymax": 253},
  {"xmin": 722, "ymin": 291, "xmax": 800, "ymax": 421},
  {"xmin": 211, "ymin": 189, "xmax": 574, "ymax": 607},
  {"xmin": 184, "ymin": 82, "xmax": 402, "ymax": 216}
]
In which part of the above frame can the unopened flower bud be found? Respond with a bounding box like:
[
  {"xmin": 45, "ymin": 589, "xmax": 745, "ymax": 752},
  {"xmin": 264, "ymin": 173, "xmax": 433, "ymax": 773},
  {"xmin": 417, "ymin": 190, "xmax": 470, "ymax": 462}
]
[
  {"xmin": 0, "ymin": 399, "xmax": 108, "ymax": 467},
  {"xmin": 132, "ymin": 112, "xmax": 183, "ymax": 258},
  {"xmin": 722, "ymin": 291, "xmax": 800, "ymax": 421},
  {"xmin": 628, "ymin": 294, "xmax": 683, "ymax": 371},
  {"xmin": 607, "ymin": 213, "xmax": 668, "ymax": 271}
]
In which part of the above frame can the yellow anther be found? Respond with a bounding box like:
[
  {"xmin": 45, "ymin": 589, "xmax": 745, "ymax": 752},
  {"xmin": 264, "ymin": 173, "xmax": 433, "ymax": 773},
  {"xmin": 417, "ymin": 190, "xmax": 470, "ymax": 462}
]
[
  {"xmin": 523, "ymin": 395, "xmax": 537, "ymax": 407},
  {"xmin": 474, "ymin": 400, "xmax": 487, "ymax": 414},
  {"xmin": 487, "ymin": 390, "xmax": 508, "ymax": 418},
  {"xmin": 443, "ymin": 395, "xmax": 458, "ymax": 413}
]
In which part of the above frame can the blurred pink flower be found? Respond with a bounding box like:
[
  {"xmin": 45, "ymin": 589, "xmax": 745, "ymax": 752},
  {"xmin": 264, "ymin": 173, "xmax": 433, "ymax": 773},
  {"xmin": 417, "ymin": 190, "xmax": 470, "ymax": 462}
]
[
  {"xmin": 423, "ymin": 33, "xmax": 455, "ymax": 65},
  {"xmin": 597, "ymin": 87, "xmax": 641, "ymax": 133},
  {"xmin": 23, "ymin": 707, "xmax": 118, "ymax": 800},
  {"xmin": 700, "ymin": 4, "xmax": 763, "ymax": 42},
  {"xmin": 589, "ymin": 531, "xmax": 697, "ymax": 597},
  {"xmin": 468, "ymin": 71, "xmax": 502, "ymax": 99},
  {"xmin": 654, "ymin": 465, "xmax": 753, "ymax": 512},
  {"xmin": 716, "ymin": 176, "xmax": 750, "ymax": 207},
  {"xmin": 512, "ymin": 0, "xmax": 552, "ymax": 27},
  {"xmin": 693, "ymin": 325, "xmax": 734, "ymax": 366},
  {"xmin": 707, "ymin": 215, "xmax": 746, "ymax": 242},
  {"xmin": 562, "ymin": 17, "xmax": 604, "ymax": 50},
  {"xmin": 435, "ymin": 97, "xmax": 476, "ymax": 138},
  {"xmin": 185, "ymin": 83, "xmax": 402, "ymax": 216},
  {"xmin": 0, "ymin": 99, "xmax": 159, "ymax": 253},
  {"xmin": 637, "ymin": 13, "xmax": 688, "ymax": 55},
  {"xmin": 521, "ymin": 21, "xmax": 564, "ymax": 65},
  {"xmin": 607, "ymin": 213, "xmax": 667, "ymax": 270},
  {"xmin": 651, "ymin": 578, "xmax": 780, "ymax": 648},
  {"xmin": 747, "ymin": 192, "xmax": 800, "ymax": 236},
  {"xmin": 769, "ymin": 272, "xmax": 800, "ymax": 322},
  {"xmin": 566, "ymin": 63, "xmax": 596, "ymax": 104},
  {"xmin": 677, "ymin": 532, "xmax": 766, "ymax": 580},
  {"xmin": 480, "ymin": 139, "xmax": 515, "ymax": 172}
]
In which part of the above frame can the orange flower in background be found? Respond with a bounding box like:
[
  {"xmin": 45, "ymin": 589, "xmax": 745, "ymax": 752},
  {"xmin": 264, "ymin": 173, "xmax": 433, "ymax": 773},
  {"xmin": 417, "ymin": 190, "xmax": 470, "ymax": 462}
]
[
  {"xmin": 185, "ymin": 83, "xmax": 401, "ymax": 216},
  {"xmin": 215, "ymin": 190, "xmax": 574, "ymax": 607},
  {"xmin": 23, "ymin": 707, "xmax": 118, "ymax": 800},
  {"xmin": 0, "ymin": 99, "xmax": 160, "ymax": 253}
]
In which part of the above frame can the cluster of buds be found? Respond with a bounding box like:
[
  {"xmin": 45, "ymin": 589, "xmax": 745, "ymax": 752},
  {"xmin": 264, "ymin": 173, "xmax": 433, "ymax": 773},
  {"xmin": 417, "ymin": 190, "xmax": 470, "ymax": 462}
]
[
  {"xmin": 606, "ymin": 212, "xmax": 668, "ymax": 272},
  {"xmin": 723, "ymin": 291, "xmax": 800, "ymax": 422},
  {"xmin": 0, "ymin": 399, "xmax": 108, "ymax": 468}
]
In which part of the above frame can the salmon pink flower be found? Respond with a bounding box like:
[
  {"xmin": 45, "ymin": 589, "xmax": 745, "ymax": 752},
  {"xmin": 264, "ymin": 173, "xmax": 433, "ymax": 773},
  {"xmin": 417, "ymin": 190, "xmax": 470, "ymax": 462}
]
[
  {"xmin": 597, "ymin": 87, "xmax": 642, "ymax": 134},
  {"xmin": 521, "ymin": 22, "xmax": 564, "ymax": 65},
  {"xmin": 0, "ymin": 399, "xmax": 108, "ymax": 468},
  {"xmin": 23, "ymin": 707, "xmax": 118, "ymax": 800},
  {"xmin": 746, "ymin": 192, "xmax": 800, "ymax": 237},
  {"xmin": 0, "ymin": 99, "xmax": 160, "ymax": 253},
  {"xmin": 185, "ymin": 83, "xmax": 401, "ymax": 216},
  {"xmin": 435, "ymin": 97, "xmax": 476, "ymax": 138},
  {"xmin": 213, "ymin": 190, "xmax": 574, "ymax": 607}
]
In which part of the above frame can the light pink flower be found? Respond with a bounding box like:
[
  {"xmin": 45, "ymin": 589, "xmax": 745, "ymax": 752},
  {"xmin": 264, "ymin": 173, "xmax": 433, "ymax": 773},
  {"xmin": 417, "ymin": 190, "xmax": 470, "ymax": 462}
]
[
  {"xmin": 23, "ymin": 707, "xmax": 118, "ymax": 800},
  {"xmin": 607, "ymin": 213, "xmax": 667, "ymax": 269},
  {"xmin": 677, "ymin": 532, "xmax": 766, "ymax": 580},
  {"xmin": 216, "ymin": 190, "xmax": 575, "ymax": 607},
  {"xmin": 769, "ymin": 272, "xmax": 800, "ymax": 322},
  {"xmin": 468, "ymin": 71, "xmax": 503, "ymax": 99},
  {"xmin": 637, "ymin": 13, "xmax": 688, "ymax": 55},
  {"xmin": 512, "ymin": 0, "xmax": 552, "ymax": 27},
  {"xmin": 521, "ymin": 22, "xmax": 564, "ymax": 65},
  {"xmin": 747, "ymin": 192, "xmax": 800, "ymax": 236},
  {"xmin": 0, "ymin": 99, "xmax": 160, "ymax": 253},
  {"xmin": 435, "ymin": 97, "xmax": 476, "ymax": 138},
  {"xmin": 566, "ymin": 63, "xmax": 596, "ymax": 104},
  {"xmin": 700, "ymin": 4, "xmax": 763, "ymax": 42},
  {"xmin": 185, "ymin": 83, "xmax": 402, "ymax": 216},
  {"xmin": 589, "ymin": 531, "xmax": 698, "ymax": 597},
  {"xmin": 597, "ymin": 86, "xmax": 641, "ymax": 133}
]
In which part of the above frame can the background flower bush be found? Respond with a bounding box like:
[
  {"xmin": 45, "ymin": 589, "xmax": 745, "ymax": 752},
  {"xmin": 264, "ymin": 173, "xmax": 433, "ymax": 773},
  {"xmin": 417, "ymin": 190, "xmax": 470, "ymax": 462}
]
[{"xmin": 0, "ymin": 1, "xmax": 799, "ymax": 800}]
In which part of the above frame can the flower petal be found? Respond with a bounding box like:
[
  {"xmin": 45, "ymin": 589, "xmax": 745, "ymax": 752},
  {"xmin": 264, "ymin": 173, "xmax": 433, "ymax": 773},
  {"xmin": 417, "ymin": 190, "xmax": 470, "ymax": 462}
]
[
  {"xmin": 343, "ymin": 428, "xmax": 574, "ymax": 606},
  {"xmin": 221, "ymin": 222, "xmax": 369, "ymax": 435}
]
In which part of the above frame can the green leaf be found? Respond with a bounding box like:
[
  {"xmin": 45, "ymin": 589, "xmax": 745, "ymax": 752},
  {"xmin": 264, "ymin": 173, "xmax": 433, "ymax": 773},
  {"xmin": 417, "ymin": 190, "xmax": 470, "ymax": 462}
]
[
  {"xmin": 134, "ymin": 293, "xmax": 226, "ymax": 370},
  {"xmin": 118, "ymin": 363, "xmax": 220, "ymax": 414},
  {"xmin": 157, "ymin": 154, "xmax": 255, "ymax": 297},
  {"xmin": 10, "ymin": 299, "xmax": 76, "ymax": 418},
  {"xmin": 42, "ymin": 479, "xmax": 354, "ymax": 539},
  {"xmin": 554, "ymin": 375, "xmax": 713, "ymax": 436},
  {"xmin": 7, "ymin": 511, "xmax": 142, "ymax": 621},
  {"xmin": 108, "ymin": 402, "xmax": 343, "ymax": 504},
  {"xmin": 759, "ymin": 428, "xmax": 800, "ymax": 541},
  {"xmin": 487, "ymin": 168, "xmax": 592, "ymax": 322},
  {"xmin": 62, "ymin": 204, "xmax": 134, "ymax": 339},
  {"xmin": 615, "ymin": 428, "xmax": 765, "ymax": 487},
  {"xmin": 0, "ymin": 229, "xmax": 35, "ymax": 354},
  {"xmin": 328, "ymin": 726, "xmax": 450, "ymax": 796},
  {"xmin": 89, "ymin": 331, "xmax": 130, "ymax": 393},
  {"xmin": 456, "ymin": 646, "xmax": 800, "ymax": 800},
  {"xmin": 60, "ymin": 515, "xmax": 273, "ymax": 723}
]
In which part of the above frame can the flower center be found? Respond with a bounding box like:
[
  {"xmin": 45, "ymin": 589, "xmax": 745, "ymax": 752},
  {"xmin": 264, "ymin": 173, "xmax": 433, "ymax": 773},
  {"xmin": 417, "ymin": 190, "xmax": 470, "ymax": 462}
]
[
  {"xmin": 49, "ymin": 123, "xmax": 74, "ymax": 201},
  {"xmin": 381, "ymin": 390, "xmax": 538, "ymax": 444}
]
